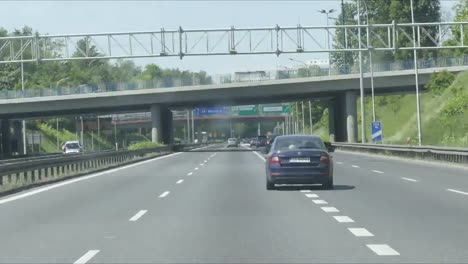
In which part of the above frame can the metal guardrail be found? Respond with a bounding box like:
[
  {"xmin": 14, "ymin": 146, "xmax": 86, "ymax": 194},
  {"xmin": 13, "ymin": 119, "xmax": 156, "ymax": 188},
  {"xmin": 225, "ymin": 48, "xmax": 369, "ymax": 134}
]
[
  {"xmin": 0, "ymin": 144, "xmax": 205, "ymax": 193},
  {"xmin": 333, "ymin": 143, "xmax": 468, "ymax": 164}
]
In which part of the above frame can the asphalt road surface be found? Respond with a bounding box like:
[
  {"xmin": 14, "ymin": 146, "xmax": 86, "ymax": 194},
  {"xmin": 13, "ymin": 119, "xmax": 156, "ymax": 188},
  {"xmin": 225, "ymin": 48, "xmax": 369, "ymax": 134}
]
[{"xmin": 0, "ymin": 144, "xmax": 467, "ymax": 263}]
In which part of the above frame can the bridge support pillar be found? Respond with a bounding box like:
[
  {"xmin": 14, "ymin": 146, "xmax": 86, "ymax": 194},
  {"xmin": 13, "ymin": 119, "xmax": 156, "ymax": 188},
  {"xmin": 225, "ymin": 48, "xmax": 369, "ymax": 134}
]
[
  {"xmin": 151, "ymin": 105, "xmax": 173, "ymax": 145},
  {"xmin": 329, "ymin": 91, "xmax": 357, "ymax": 143},
  {"xmin": 1, "ymin": 119, "xmax": 11, "ymax": 159}
]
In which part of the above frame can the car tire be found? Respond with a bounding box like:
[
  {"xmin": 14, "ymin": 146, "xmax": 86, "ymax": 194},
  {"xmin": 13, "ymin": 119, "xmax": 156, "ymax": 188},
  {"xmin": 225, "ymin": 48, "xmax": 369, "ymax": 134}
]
[
  {"xmin": 322, "ymin": 177, "xmax": 334, "ymax": 190},
  {"xmin": 266, "ymin": 179, "xmax": 275, "ymax": 190}
]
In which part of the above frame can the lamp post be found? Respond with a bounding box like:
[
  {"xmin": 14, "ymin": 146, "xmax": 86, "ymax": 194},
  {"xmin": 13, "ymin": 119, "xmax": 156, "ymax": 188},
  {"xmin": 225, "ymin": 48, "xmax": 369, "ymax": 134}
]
[
  {"xmin": 410, "ymin": 0, "xmax": 422, "ymax": 146},
  {"xmin": 357, "ymin": 0, "xmax": 366, "ymax": 143},
  {"xmin": 309, "ymin": 100, "xmax": 313, "ymax": 134},
  {"xmin": 319, "ymin": 9, "xmax": 336, "ymax": 76}
]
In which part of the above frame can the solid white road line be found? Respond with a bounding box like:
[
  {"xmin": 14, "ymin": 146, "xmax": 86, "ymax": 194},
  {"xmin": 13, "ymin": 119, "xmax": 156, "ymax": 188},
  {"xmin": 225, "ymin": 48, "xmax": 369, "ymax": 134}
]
[
  {"xmin": 159, "ymin": 191, "xmax": 170, "ymax": 198},
  {"xmin": 253, "ymin": 151, "xmax": 266, "ymax": 161},
  {"xmin": 0, "ymin": 152, "xmax": 182, "ymax": 206},
  {"xmin": 129, "ymin": 210, "xmax": 148, "ymax": 222},
  {"xmin": 187, "ymin": 172, "xmax": 193, "ymax": 176},
  {"xmin": 305, "ymin": 193, "xmax": 319, "ymax": 198},
  {"xmin": 372, "ymin": 170, "xmax": 384, "ymax": 174},
  {"xmin": 401, "ymin": 177, "xmax": 419, "ymax": 182},
  {"xmin": 348, "ymin": 228, "xmax": 374, "ymax": 237},
  {"xmin": 333, "ymin": 216, "xmax": 354, "ymax": 223},
  {"xmin": 321, "ymin": 207, "xmax": 340, "ymax": 213},
  {"xmin": 176, "ymin": 179, "xmax": 184, "ymax": 184},
  {"xmin": 336, "ymin": 162, "xmax": 344, "ymax": 164},
  {"xmin": 74, "ymin": 250, "xmax": 100, "ymax": 264},
  {"xmin": 352, "ymin": 165, "xmax": 360, "ymax": 168},
  {"xmin": 366, "ymin": 244, "xmax": 400, "ymax": 256},
  {"xmin": 447, "ymin": 188, "xmax": 468, "ymax": 196},
  {"xmin": 312, "ymin": 199, "xmax": 328, "ymax": 205},
  {"xmin": 300, "ymin": 190, "xmax": 311, "ymax": 193}
]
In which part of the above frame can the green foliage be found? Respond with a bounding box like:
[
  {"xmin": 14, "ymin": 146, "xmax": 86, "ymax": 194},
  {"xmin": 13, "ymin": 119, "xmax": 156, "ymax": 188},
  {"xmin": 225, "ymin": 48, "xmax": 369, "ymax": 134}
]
[
  {"xmin": 425, "ymin": 70, "xmax": 456, "ymax": 96},
  {"xmin": 128, "ymin": 141, "xmax": 164, "ymax": 150},
  {"xmin": 332, "ymin": 0, "xmax": 441, "ymax": 68},
  {"xmin": 442, "ymin": 93, "xmax": 468, "ymax": 118}
]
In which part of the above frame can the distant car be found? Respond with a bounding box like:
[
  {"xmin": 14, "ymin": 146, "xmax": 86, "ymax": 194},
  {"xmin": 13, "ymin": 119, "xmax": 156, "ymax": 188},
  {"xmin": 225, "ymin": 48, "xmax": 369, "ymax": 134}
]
[
  {"xmin": 265, "ymin": 135, "xmax": 334, "ymax": 190},
  {"xmin": 227, "ymin": 138, "xmax": 239, "ymax": 148},
  {"xmin": 256, "ymin": 135, "xmax": 267, "ymax": 148},
  {"xmin": 250, "ymin": 138, "xmax": 258, "ymax": 147},
  {"xmin": 62, "ymin": 141, "xmax": 82, "ymax": 154}
]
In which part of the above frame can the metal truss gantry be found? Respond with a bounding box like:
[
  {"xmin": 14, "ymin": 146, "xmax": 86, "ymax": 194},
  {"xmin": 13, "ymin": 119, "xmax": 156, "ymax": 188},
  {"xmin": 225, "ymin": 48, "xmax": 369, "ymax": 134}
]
[{"xmin": 1, "ymin": 21, "xmax": 467, "ymax": 63}]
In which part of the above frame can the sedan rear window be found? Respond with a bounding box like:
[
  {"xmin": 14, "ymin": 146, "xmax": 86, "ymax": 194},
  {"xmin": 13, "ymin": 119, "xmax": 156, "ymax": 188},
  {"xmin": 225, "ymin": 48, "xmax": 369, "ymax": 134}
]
[{"xmin": 273, "ymin": 137, "xmax": 325, "ymax": 151}]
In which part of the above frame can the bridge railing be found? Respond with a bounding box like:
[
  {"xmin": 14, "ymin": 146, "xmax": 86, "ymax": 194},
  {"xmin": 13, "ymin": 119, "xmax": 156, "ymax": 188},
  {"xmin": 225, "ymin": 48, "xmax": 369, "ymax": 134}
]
[
  {"xmin": 0, "ymin": 143, "xmax": 205, "ymax": 193},
  {"xmin": 332, "ymin": 142, "xmax": 468, "ymax": 165},
  {"xmin": 1, "ymin": 56, "xmax": 468, "ymax": 100}
]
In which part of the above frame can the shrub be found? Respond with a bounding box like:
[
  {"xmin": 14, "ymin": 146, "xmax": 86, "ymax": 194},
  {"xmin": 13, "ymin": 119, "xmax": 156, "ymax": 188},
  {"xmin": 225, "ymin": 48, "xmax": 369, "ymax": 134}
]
[
  {"xmin": 128, "ymin": 141, "xmax": 164, "ymax": 150},
  {"xmin": 425, "ymin": 70, "xmax": 456, "ymax": 96}
]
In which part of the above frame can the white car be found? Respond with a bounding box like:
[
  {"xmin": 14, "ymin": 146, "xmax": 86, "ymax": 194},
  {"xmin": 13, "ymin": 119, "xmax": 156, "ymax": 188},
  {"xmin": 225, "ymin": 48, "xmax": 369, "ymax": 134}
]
[
  {"xmin": 62, "ymin": 141, "xmax": 82, "ymax": 154},
  {"xmin": 227, "ymin": 138, "xmax": 239, "ymax": 148}
]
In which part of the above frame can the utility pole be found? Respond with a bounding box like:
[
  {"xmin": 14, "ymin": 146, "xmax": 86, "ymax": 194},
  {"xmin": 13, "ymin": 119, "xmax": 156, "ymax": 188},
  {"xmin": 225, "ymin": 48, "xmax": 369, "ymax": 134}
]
[
  {"xmin": 309, "ymin": 100, "xmax": 313, "ymax": 134},
  {"xmin": 357, "ymin": 0, "xmax": 366, "ymax": 143},
  {"xmin": 341, "ymin": 0, "xmax": 347, "ymax": 72},
  {"xmin": 411, "ymin": 0, "xmax": 422, "ymax": 146},
  {"xmin": 301, "ymin": 101, "xmax": 305, "ymax": 133},
  {"xmin": 21, "ymin": 62, "xmax": 27, "ymax": 155}
]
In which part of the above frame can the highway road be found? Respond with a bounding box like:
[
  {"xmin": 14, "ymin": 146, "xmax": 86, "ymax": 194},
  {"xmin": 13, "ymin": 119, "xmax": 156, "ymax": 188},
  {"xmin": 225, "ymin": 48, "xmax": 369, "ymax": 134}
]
[{"xmin": 0, "ymin": 144, "xmax": 467, "ymax": 263}]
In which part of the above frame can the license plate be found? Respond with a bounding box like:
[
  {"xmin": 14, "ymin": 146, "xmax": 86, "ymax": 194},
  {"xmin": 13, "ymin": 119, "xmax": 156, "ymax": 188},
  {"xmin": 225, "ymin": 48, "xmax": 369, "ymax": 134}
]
[{"xmin": 289, "ymin": 157, "xmax": 310, "ymax": 163}]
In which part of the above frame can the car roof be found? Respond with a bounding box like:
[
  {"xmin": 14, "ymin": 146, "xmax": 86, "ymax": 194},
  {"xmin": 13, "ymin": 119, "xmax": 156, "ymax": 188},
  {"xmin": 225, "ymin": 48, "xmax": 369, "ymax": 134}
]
[{"xmin": 274, "ymin": 135, "xmax": 323, "ymax": 140}]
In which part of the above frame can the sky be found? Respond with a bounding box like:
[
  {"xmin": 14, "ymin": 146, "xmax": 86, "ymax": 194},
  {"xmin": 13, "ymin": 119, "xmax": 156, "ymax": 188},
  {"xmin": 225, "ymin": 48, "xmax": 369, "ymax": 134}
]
[{"xmin": 0, "ymin": 0, "xmax": 458, "ymax": 74}]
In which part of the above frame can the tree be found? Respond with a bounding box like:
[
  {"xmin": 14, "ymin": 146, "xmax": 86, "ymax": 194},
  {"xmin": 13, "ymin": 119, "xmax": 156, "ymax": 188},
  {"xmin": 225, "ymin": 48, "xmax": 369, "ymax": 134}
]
[{"xmin": 332, "ymin": 0, "xmax": 441, "ymax": 69}]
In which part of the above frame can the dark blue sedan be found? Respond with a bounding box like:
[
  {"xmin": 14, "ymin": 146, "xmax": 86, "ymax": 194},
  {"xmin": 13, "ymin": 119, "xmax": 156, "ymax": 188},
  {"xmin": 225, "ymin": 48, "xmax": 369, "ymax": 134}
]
[{"xmin": 265, "ymin": 135, "xmax": 334, "ymax": 190}]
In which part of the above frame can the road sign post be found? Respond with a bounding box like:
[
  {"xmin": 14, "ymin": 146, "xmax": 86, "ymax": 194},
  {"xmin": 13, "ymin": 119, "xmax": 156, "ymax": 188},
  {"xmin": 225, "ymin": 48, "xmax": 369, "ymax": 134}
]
[{"xmin": 371, "ymin": 121, "xmax": 382, "ymax": 143}]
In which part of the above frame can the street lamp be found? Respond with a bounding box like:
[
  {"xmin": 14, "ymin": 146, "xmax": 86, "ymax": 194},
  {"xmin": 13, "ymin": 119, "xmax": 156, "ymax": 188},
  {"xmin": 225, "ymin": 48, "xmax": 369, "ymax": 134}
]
[
  {"xmin": 288, "ymin": 58, "xmax": 308, "ymax": 67},
  {"xmin": 357, "ymin": 0, "xmax": 366, "ymax": 143},
  {"xmin": 319, "ymin": 9, "xmax": 336, "ymax": 76},
  {"xmin": 411, "ymin": 0, "xmax": 422, "ymax": 146}
]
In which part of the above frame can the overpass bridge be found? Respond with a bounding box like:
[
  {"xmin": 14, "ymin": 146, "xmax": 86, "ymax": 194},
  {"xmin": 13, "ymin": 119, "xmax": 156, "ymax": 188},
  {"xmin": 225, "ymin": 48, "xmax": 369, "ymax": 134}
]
[{"xmin": 1, "ymin": 63, "xmax": 467, "ymax": 157}]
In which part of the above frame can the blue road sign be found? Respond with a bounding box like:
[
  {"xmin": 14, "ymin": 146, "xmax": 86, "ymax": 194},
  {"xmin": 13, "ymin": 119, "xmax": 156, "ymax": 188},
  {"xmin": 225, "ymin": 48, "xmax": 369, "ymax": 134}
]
[
  {"xmin": 194, "ymin": 107, "xmax": 228, "ymax": 116},
  {"xmin": 372, "ymin": 121, "xmax": 382, "ymax": 142}
]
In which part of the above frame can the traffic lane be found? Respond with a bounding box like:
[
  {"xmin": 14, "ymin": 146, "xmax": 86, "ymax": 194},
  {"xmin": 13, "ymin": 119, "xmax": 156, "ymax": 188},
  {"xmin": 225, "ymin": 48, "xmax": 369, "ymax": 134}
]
[
  {"xmin": 333, "ymin": 150, "xmax": 468, "ymax": 191},
  {"xmin": 317, "ymin": 154, "xmax": 468, "ymax": 263},
  {"xmin": 94, "ymin": 150, "xmax": 385, "ymax": 263},
  {"xmin": 0, "ymin": 150, "xmax": 213, "ymax": 263}
]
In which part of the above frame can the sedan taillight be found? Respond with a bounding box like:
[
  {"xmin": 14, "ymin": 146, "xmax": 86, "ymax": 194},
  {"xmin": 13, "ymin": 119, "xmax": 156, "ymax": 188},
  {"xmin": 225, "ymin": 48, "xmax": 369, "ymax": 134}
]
[
  {"xmin": 319, "ymin": 154, "xmax": 330, "ymax": 165},
  {"xmin": 269, "ymin": 155, "xmax": 280, "ymax": 165}
]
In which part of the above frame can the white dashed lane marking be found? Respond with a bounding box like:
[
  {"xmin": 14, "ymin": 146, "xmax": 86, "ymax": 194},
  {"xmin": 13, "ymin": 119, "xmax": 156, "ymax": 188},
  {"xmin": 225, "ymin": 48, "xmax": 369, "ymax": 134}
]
[
  {"xmin": 305, "ymin": 193, "xmax": 319, "ymax": 198},
  {"xmin": 401, "ymin": 177, "xmax": 419, "ymax": 182},
  {"xmin": 367, "ymin": 244, "xmax": 400, "ymax": 256},
  {"xmin": 348, "ymin": 228, "xmax": 374, "ymax": 237},
  {"xmin": 300, "ymin": 190, "xmax": 311, "ymax": 193},
  {"xmin": 129, "ymin": 210, "xmax": 147, "ymax": 222},
  {"xmin": 194, "ymin": 167, "xmax": 199, "ymax": 170},
  {"xmin": 321, "ymin": 207, "xmax": 339, "ymax": 213},
  {"xmin": 312, "ymin": 200, "xmax": 328, "ymax": 205},
  {"xmin": 187, "ymin": 172, "xmax": 193, "ymax": 176},
  {"xmin": 159, "ymin": 191, "xmax": 170, "ymax": 198},
  {"xmin": 333, "ymin": 216, "xmax": 354, "ymax": 223},
  {"xmin": 352, "ymin": 165, "xmax": 360, "ymax": 168},
  {"xmin": 73, "ymin": 250, "xmax": 100, "ymax": 264},
  {"xmin": 447, "ymin": 188, "xmax": 468, "ymax": 196},
  {"xmin": 176, "ymin": 179, "xmax": 184, "ymax": 184},
  {"xmin": 336, "ymin": 162, "xmax": 343, "ymax": 164},
  {"xmin": 372, "ymin": 170, "xmax": 384, "ymax": 174}
]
